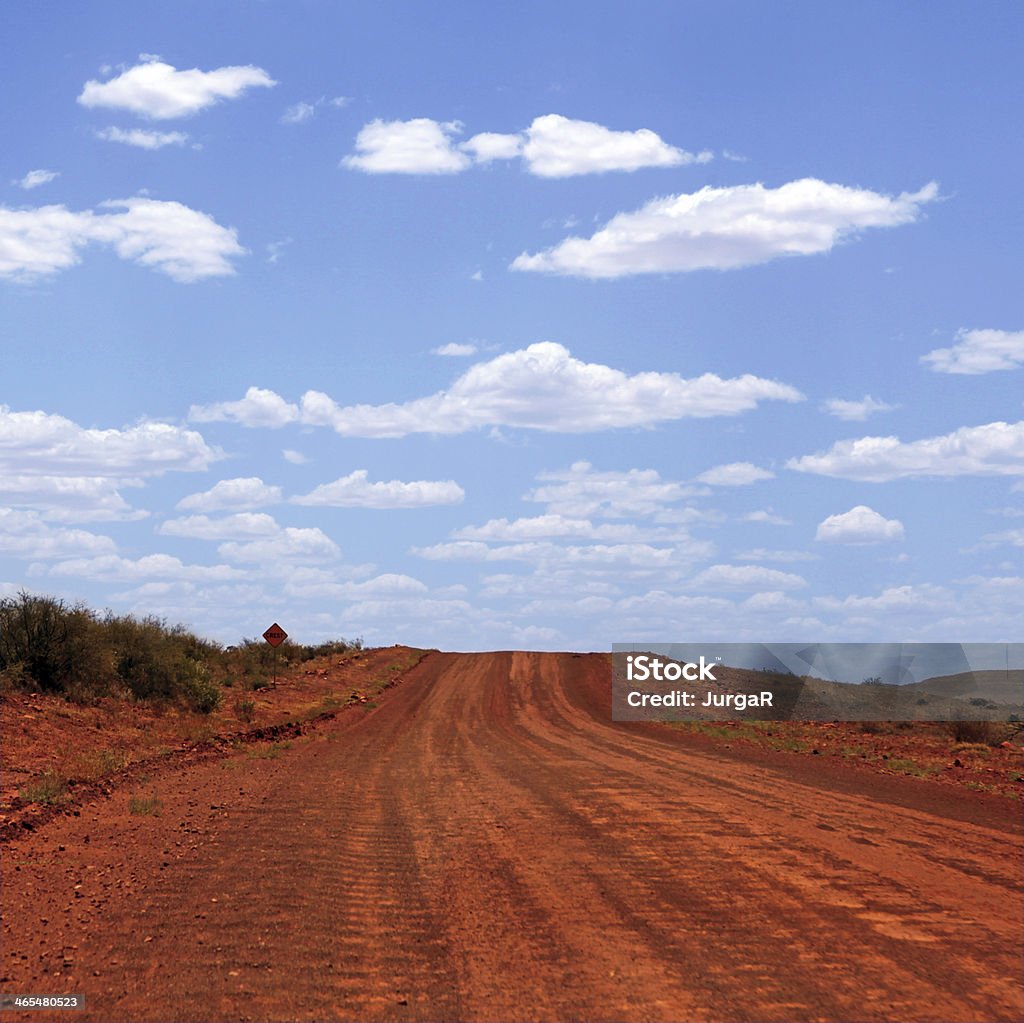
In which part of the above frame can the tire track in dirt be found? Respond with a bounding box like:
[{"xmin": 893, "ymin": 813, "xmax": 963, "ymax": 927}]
[{"xmin": 2, "ymin": 651, "xmax": 1022, "ymax": 1022}]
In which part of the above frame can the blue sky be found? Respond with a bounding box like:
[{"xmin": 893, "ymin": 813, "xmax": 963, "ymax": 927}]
[{"xmin": 1, "ymin": 2, "xmax": 1022, "ymax": 649}]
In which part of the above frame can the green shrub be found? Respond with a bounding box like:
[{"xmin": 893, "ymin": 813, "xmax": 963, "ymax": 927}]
[
  {"xmin": 233, "ymin": 696, "xmax": 256, "ymax": 723},
  {"xmin": 0, "ymin": 590, "xmax": 358, "ymax": 710}
]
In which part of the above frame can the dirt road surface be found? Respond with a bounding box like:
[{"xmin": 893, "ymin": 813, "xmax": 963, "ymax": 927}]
[{"xmin": 3, "ymin": 652, "xmax": 1022, "ymax": 1022}]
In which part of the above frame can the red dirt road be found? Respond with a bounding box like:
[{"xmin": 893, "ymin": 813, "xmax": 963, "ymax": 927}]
[{"xmin": 3, "ymin": 652, "xmax": 1023, "ymax": 1022}]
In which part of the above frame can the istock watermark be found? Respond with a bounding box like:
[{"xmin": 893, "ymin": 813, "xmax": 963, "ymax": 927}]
[{"xmin": 612, "ymin": 643, "xmax": 1024, "ymax": 722}]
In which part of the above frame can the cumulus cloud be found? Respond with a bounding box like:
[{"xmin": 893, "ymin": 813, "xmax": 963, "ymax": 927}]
[
  {"xmin": 291, "ymin": 470, "xmax": 465, "ymax": 508},
  {"xmin": 0, "ymin": 405, "xmax": 218, "ymax": 476},
  {"xmin": 78, "ymin": 58, "xmax": 275, "ymax": 119},
  {"xmin": 191, "ymin": 344, "xmax": 802, "ymax": 437},
  {"xmin": 342, "ymin": 118, "xmax": 471, "ymax": 174},
  {"xmin": 95, "ymin": 126, "xmax": 189, "ymax": 149},
  {"xmin": 0, "ymin": 508, "xmax": 117, "ymax": 560},
  {"xmin": 432, "ymin": 342, "xmax": 477, "ymax": 357},
  {"xmin": 735, "ymin": 548, "xmax": 819, "ymax": 562},
  {"xmin": 343, "ymin": 113, "xmax": 706, "ymax": 177},
  {"xmin": 815, "ymin": 505, "xmax": 905, "ymax": 544},
  {"xmin": 695, "ymin": 461, "xmax": 774, "ymax": 486},
  {"xmin": 788, "ymin": 420, "xmax": 1024, "ymax": 481},
  {"xmin": 461, "ymin": 131, "xmax": 523, "ymax": 163},
  {"xmin": 512, "ymin": 179, "xmax": 938, "ymax": 278},
  {"xmin": 743, "ymin": 509, "xmax": 792, "ymax": 525},
  {"xmin": 158, "ymin": 512, "xmax": 281, "ymax": 540},
  {"xmin": 218, "ymin": 527, "xmax": 341, "ymax": 564},
  {"xmin": 188, "ymin": 386, "xmax": 298, "ymax": 427},
  {"xmin": 451, "ymin": 513, "xmax": 698, "ymax": 543},
  {"xmin": 415, "ymin": 540, "xmax": 704, "ymax": 569},
  {"xmin": 815, "ymin": 584, "xmax": 953, "ymax": 614},
  {"xmin": 526, "ymin": 462, "xmax": 707, "ymax": 519},
  {"xmin": 520, "ymin": 114, "xmax": 710, "ymax": 177},
  {"xmin": 50, "ymin": 553, "xmax": 246, "ymax": 583},
  {"xmin": 920, "ymin": 328, "xmax": 1024, "ymax": 375},
  {"xmin": 687, "ymin": 563, "xmax": 807, "ymax": 591},
  {"xmin": 821, "ymin": 395, "xmax": 898, "ymax": 421},
  {"xmin": 0, "ymin": 198, "xmax": 245, "ymax": 282},
  {"xmin": 0, "ymin": 474, "xmax": 145, "ymax": 522},
  {"xmin": 282, "ymin": 572, "xmax": 429, "ymax": 601},
  {"xmin": 16, "ymin": 169, "xmax": 59, "ymax": 190},
  {"xmin": 978, "ymin": 528, "xmax": 1024, "ymax": 549},
  {"xmin": 176, "ymin": 477, "xmax": 282, "ymax": 512}
]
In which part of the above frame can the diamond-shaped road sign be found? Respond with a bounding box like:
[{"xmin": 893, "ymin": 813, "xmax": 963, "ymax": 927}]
[{"xmin": 263, "ymin": 623, "xmax": 288, "ymax": 647}]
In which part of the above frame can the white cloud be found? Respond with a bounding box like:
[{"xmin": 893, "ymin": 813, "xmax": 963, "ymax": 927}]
[
  {"xmin": 526, "ymin": 462, "xmax": 706, "ymax": 519},
  {"xmin": 281, "ymin": 101, "xmax": 316, "ymax": 125},
  {"xmin": 281, "ymin": 95, "xmax": 349, "ymax": 125},
  {"xmin": 0, "ymin": 198, "xmax": 245, "ymax": 282},
  {"xmin": 815, "ymin": 505, "xmax": 905, "ymax": 544},
  {"xmin": 219, "ymin": 527, "xmax": 341, "ymax": 564},
  {"xmin": 432, "ymin": 342, "xmax": 477, "ymax": 357},
  {"xmin": 95, "ymin": 126, "xmax": 189, "ymax": 149},
  {"xmin": 342, "ymin": 118, "xmax": 471, "ymax": 174},
  {"xmin": 978, "ymin": 528, "xmax": 1024, "ymax": 548},
  {"xmin": 921, "ymin": 328, "xmax": 1024, "ymax": 375},
  {"xmin": 282, "ymin": 572, "xmax": 428, "ymax": 601},
  {"xmin": 203, "ymin": 343, "xmax": 801, "ymax": 437},
  {"xmin": 451, "ymin": 513, "xmax": 695, "ymax": 543},
  {"xmin": 0, "ymin": 474, "xmax": 145, "ymax": 522},
  {"xmin": 158, "ymin": 512, "xmax": 281, "ymax": 540},
  {"xmin": 695, "ymin": 461, "xmax": 774, "ymax": 486},
  {"xmin": 461, "ymin": 131, "xmax": 523, "ymax": 163},
  {"xmin": 189, "ymin": 387, "xmax": 298, "ymax": 427},
  {"xmin": 520, "ymin": 114, "xmax": 709, "ymax": 177},
  {"xmin": 688, "ymin": 564, "xmax": 807, "ymax": 591},
  {"xmin": 78, "ymin": 58, "xmax": 276, "ymax": 119},
  {"xmin": 50, "ymin": 553, "xmax": 246, "ymax": 583},
  {"xmin": 0, "ymin": 405, "xmax": 218, "ymax": 476},
  {"xmin": 292, "ymin": 470, "xmax": 464, "ymax": 509},
  {"xmin": 0, "ymin": 508, "xmax": 117, "ymax": 560},
  {"xmin": 512, "ymin": 179, "xmax": 938, "ymax": 278},
  {"xmin": 282, "ymin": 449, "xmax": 308, "ymax": 465},
  {"xmin": 16, "ymin": 169, "xmax": 59, "ymax": 190},
  {"xmin": 735, "ymin": 548, "xmax": 819, "ymax": 562},
  {"xmin": 416, "ymin": 540, "xmax": 704, "ymax": 569},
  {"xmin": 176, "ymin": 477, "xmax": 282, "ymax": 512},
  {"xmin": 788, "ymin": 420, "xmax": 1024, "ymax": 481},
  {"xmin": 815, "ymin": 584, "xmax": 952, "ymax": 614},
  {"xmin": 344, "ymin": 113, "xmax": 707, "ymax": 177},
  {"xmin": 821, "ymin": 395, "xmax": 897, "ymax": 421},
  {"xmin": 743, "ymin": 509, "xmax": 791, "ymax": 525}
]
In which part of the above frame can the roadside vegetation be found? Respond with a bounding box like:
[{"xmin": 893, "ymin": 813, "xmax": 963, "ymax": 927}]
[{"xmin": 0, "ymin": 590, "xmax": 361, "ymax": 713}]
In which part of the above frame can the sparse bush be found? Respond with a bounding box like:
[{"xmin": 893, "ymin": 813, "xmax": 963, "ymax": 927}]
[
  {"xmin": 128, "ymin": 794, "xmax": 161, "ymax": 816},
  {"xmin": 860, "ymin": 720, "xmax": 895, "ymax": 734},
  {"xmin": 233, "ymin": 696, "xmax": 256, "ymax": 723},
  {"xmin": 20, "ymin": 769, "xmax": 69, "ymax": 805},
  {"xmin": 948, "ymin": 720, "xmax": 1002, "ymax": 745},
  {"xmin": 69, "ymin": 748, "xmax": 128, "ymax": 781},
  {"xmin": 0, "ymin": 589, "xmax": 359, "ymax": 710}
]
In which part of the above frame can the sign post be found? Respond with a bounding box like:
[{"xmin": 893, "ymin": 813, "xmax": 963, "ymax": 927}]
[{"xmin": 262, "ymin": 623, "xmax": 288, "ymax": 685}]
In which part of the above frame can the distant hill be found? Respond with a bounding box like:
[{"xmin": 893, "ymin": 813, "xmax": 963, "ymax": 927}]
[
  {"xmin": 905, "ymin": 669, "xmax": 1024, "ymax": 706},
  {"xmin": 615, "ymin": 657, "xmax": 1024, "ymax": 721}
]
